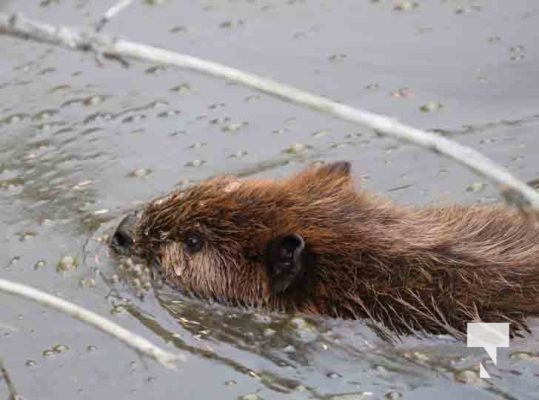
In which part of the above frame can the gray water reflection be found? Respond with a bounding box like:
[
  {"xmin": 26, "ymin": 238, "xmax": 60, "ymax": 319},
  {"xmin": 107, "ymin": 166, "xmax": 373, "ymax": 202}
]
[{"xmin": 0, "ymin": 1, "xmax": 538, "ymax": 399}]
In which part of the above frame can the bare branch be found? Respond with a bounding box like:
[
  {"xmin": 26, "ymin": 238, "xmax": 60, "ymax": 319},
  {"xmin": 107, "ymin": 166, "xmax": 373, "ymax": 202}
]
[
  {"xmin": 0, "ymin": 278, "xmax": 183, "ymax": 368},
  {"xmin": 0, "ymin": 358, "xmax": 19, "ymax": 400},
  {"xmin": 1, "ymin": 12, "xmax": 538, "ymax": 211},
  {"xmin": 95, "ymin": 0, "xmax": 134, "ymax": 32}
]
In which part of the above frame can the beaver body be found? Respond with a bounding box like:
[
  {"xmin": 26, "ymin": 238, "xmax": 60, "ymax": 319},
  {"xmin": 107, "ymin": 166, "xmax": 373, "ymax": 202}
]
[{"xmin": 112, "ymin": 162, "xmax": 539, "ymax": 338}]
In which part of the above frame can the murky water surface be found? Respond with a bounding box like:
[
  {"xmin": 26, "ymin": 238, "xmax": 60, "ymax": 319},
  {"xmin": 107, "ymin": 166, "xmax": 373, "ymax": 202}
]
[{"xmin": 1, "ymin": 0, "xmax": 538, "ymax": 399}]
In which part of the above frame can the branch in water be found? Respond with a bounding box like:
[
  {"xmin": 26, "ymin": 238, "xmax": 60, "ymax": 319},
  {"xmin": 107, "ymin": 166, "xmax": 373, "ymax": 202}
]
[
  {"xmin": 0, "ymin": 358, "xmax": 19, "ymax": 400},
  {"xmin": 0, "ymin": 278, "xmax": 183, "ymax": 368},
  {"xmin": 95, "ymin": 0, "xmax": 133, "ymax": 32},
  {"xmin": 0, "ymin": 12, "xmax": 538, "ymax": 212}
]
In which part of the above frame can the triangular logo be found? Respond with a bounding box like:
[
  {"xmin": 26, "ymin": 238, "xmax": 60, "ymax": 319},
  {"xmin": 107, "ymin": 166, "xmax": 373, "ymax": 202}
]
[{"xmin": 479, "ymin": 363, "xmax": 490, "ymax": 379}]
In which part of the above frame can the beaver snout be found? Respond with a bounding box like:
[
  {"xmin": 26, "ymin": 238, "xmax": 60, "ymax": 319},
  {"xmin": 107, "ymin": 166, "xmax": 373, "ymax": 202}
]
[{"xmin": 111, "ymin": 213, "xmax": 137, "ymax": 254}]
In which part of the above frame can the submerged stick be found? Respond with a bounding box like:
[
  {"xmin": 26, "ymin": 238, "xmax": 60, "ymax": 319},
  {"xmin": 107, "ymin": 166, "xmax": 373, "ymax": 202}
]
[
  {"xmin": 0, "ymin": 12, "xmax": 538, "ymax": 211},
  {"xmin": 95, "ymin": 0, "xmax": 133, "ymax": 32},
  {"xmin": 0, "ymin": 358, "xmax": 19, "ymax": 400},
  {"xmin": 0, "ymin": 278, "xmax": 183, "ymax": 368}
]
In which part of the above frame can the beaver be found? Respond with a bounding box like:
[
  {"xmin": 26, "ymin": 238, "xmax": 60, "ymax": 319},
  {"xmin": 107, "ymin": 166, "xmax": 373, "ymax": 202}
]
[{"xmin": 111, "ymin": 161, "xmax": 539, "ymax": 339}]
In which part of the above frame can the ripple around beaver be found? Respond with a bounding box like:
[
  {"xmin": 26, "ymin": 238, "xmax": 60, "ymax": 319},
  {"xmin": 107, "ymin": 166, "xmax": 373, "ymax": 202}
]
[{"xmin": 88, "ymin": 216, "xmax": 539, "ymax": 400}]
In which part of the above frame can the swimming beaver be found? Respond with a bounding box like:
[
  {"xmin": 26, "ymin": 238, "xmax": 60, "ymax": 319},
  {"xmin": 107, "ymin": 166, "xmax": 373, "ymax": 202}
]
[{"xmin": 111, "ymin": 161, "xmax": 539, "ymax": 338}]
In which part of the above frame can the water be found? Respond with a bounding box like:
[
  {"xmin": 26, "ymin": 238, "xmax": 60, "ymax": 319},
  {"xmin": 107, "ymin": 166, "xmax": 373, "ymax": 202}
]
[{"xmin": 1, "ymin": 0, "xmax": 538, "ymax": 399}]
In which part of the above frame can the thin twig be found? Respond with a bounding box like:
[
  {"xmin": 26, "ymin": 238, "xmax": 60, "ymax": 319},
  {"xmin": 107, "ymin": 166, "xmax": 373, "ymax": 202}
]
[
  {"xmin": 0, "ymin": 278, "xmax": 183, "ymax": 368},
  {"xmin": 0, "ymin": 358, "xmax": 19, "ymax": 400},
  {"xmin": 0, "ymin": 12, "xmax": 538, "ymax": 212},
  {"xmin": 95, "ymin": 0, "xmax": 133, "ymax": 32}
]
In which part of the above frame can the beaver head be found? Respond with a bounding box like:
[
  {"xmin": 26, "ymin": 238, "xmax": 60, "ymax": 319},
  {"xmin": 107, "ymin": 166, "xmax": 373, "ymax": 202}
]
[{"xmin": 111, "ymin": 162, "xmax": 360, "ymax": 310}]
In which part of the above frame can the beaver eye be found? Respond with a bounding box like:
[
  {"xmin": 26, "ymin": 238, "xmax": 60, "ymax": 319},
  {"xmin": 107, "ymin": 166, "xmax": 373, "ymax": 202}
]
[{"xmin": 184, "ymin": 232, "xmax": 203, "ymax": 253}]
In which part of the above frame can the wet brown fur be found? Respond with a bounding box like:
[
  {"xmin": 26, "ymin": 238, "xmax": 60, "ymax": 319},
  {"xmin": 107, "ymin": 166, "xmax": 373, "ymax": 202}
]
[{"xmin": 127, "ymin": 163, "xmax": 539, "ymax": 339}]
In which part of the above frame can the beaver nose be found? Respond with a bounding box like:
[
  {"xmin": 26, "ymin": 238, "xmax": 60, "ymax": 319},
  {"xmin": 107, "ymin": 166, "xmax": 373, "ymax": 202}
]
[{"xmin": 111, "ymin": 213, "xmax": 137, "ymax": 253}]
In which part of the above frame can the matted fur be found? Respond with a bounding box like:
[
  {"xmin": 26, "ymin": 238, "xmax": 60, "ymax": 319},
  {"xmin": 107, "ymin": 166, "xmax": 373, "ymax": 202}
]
[{"xmin": 124, "ymin": 163, "xmax": 539, "ymax": 339}]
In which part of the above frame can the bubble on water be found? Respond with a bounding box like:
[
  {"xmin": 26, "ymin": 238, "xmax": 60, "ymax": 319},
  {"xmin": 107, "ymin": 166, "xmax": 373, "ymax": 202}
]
[
  {"xmin": 220, "ymin": 20, "xmax": 244, "ymax": 29},
  {"xmin": 283, "ymin": 345, "xmax": 295, "ymax": 353},
  {"xmin": 40, "ymin": 0, "xmax": 59, "ymax": 7},
  {"xmin": 53, "ymin": 344, "xmax": 69, "ymax": 354},
  {"xmin": 32, "ymin": 109, "xmax": 58, "ymax": 121},
  {"xmin": 49, "ymin": 84, "xmax": 72, "ymax": 93},
  {"xmin": 42, "ymin": 349, "xmax": 55, "ymax": 358},
  {"xmin": 185, "ymin": 159, "xmax": 206, "ymax": 167},
  {"xmin": 329, "ymin": 53, "xmax": 347, "ymax": 62},
  {"xmin": 228, "ymin": 150, "xmax": 248, "ymax": 159},
  {"xmin": 222, "ymin": 122, "xmax": 248, "ymax": 133},
  {"xmin": 189, "ymin": 142, "xmax": 207, "ymax": 149},
  {"xmin": 36, "ymin": 121, "xmax": 66, "ymax": 133},
  {"xmin": 56, "ymin": 255, "xmax": 79, "ymax": 273},
  {"xmin": 170, "ymin": 26, "xmax": 187, "ymax": 34},
  {"xmin": 244, "ymin": 94, "xmax": 260, "ymax": 102},
  {"xmin": 83, "ymin": 95, "xmax": 107, "ymax": 106},
  {"xmin": 157, "ymin": 110, "xmax": 181, "ymax": 118},
  {"xmin": 510, "ymin": 45, "xmax": 525, "ymax": 61},
  {"xmin": 128, "ymin": 168, "xmax": 153, "ymax": 178},
  {"xmin": 454, "ymin": 369, "xmax": 482, "ymax": 385},
  {"xmin": 365, "ymin": 83, "xmax": 379, "ymax": 90},
  {"xmin": 393, "ymin": 1, "xmax": 419, "ymax": 12},
  {"xmin": 283, "ymin": 143, "xmax": 311, "ymax": 154},
  {"xmin": 92, "ymin": 209, "xmax": 109, "ymax": 215},
  {"xmin": 25, "ymin": 360, "xmax": 37, "ymax": 368},
  {"xmin": 17, "ymin": 231, "xmax": 36, "ymax": 242},
  {"xmin": 238, "ymin": 394, "xmax": 261, "ymax": 400},
  {"xmin": 510, "ymin": 351, "xmax": 539, "ymax": 361},
  {"xmin": 38, "ymin": 67, "xmax": 56, "ymax": 76},
  {"xmin": 211, "ymin": 117, "xmax": 230, "ymax": 125},
  {"xmin": 374, "ymin": 365, "xmax": 389, "ymax": 375},
  {"xmin": 111, "ymin": 305, "xmax": 125, "ymax": 315},
  {"xmin": 122, "ymin": 114, "xmax": 146, "ymax": 124},
  {"xmin": 330, "ymin": 142, "xmax": 352, "ymax": 149},
  {"xmin": 263, "ymin": 328, "xmax": 276, "ymax": 337},
  {"xmin": 84, "ymin": 112, "xmax": 115, "ymax": 124},
  {"xmin": 312, "ymin": 130, "xmax": 330, "ymax": 138},
  {"xmin": 145, "ymin": 65, "xmax": 168, "ymax": 75},
  {"xmin": 79, "ymin": 277, "xmax": 96, "ymax": 287},
  {"xmin": 34, "ymin": 260, "xmax": 47, "ymax": 270},
  {"xmin": 384, "ymin": 391, "xmax": 403, "ymax": 400},
  {"xmin": 391, "ymin": 87, "xmax": 414, "ymax": 98},
  {"xmin": 466, "ymin": 182, "xmax": 486, "ymax": 193},
  {"xmin": 420, "ymin": 101, "xmax": 443, "ymax": 113},
  {"xmin": 455, "ymin": 5, "xmax": 482, "ymax": 14},
  {"xmin": 288, "ymin": 317, "xmax": 318, "ymax": 343},
  {"xmin": 72, "ymin": 180, "xmax": 93, "ymax": 191},
  {"xmin": 209, "ymin": 102, "xmax": 226, "ymax": 110},
  {"xmin": 411, "ymin": 351, "xmax": 429, "ymax": 362},
  {"xmin": 170, "ymin": 83, "xmax": 192, "ymax": 94},
  {"xmin": 2, "ymin": 113, "xmax": 28, "ymax": 124},
  {"xmin": 327, "ymin": 372, "xmax": 342, "ymax": 379}
]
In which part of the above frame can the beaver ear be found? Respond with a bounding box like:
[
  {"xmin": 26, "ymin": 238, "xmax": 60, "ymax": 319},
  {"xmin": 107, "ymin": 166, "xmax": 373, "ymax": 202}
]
[
  {"xmin": 318, "ymin": 161, "xmax": 351, "ymax": 177},
  {"xmin": 265, "ymin": 234, "xmax": 306, "ymax": 294}
]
